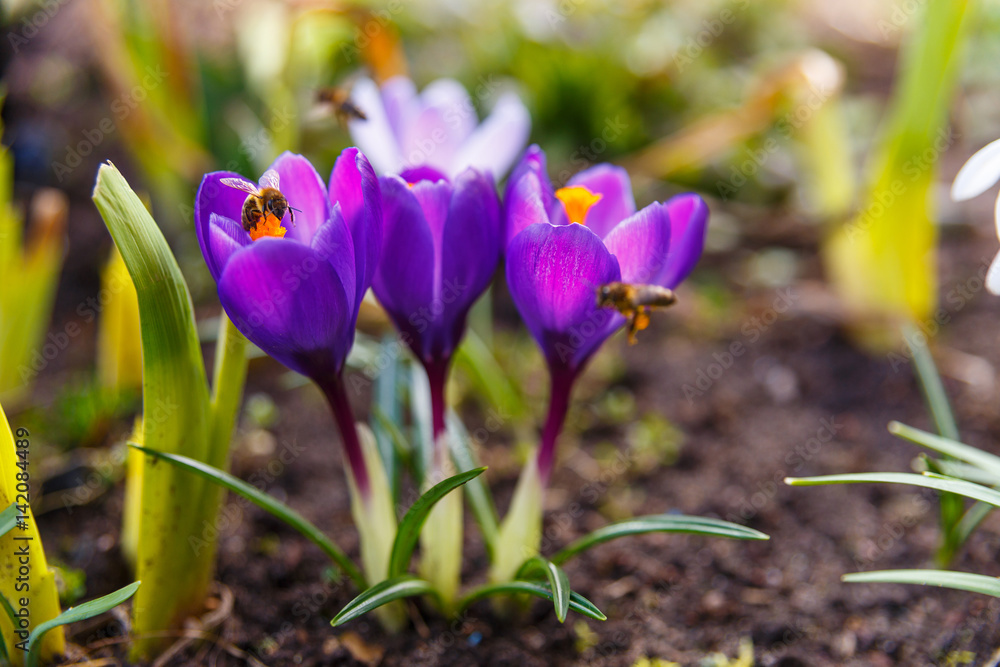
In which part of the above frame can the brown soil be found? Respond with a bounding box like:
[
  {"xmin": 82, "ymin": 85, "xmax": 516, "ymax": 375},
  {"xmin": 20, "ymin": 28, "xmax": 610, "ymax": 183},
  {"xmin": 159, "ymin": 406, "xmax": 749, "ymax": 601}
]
[{"xmin": 29, "ymin": 222, "xmax": 1000, "ymax": 667}]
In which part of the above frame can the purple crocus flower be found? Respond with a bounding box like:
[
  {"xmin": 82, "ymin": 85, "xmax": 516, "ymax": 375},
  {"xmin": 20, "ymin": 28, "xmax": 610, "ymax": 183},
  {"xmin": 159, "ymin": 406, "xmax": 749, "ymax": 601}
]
[
  {"xmin": 348, "ymin": 76, "xmax": 531, "ymax": 180},
  {"xmin": 195, "ymin": 149, "xmax": 381, "ymax": 494},
  {"xmin": 505, "ymin": 145, "xmax": 709, "ymax": 483},
  {"xmin": 372, "ymin": 166, "xmax": 502, "ymax": 442}
]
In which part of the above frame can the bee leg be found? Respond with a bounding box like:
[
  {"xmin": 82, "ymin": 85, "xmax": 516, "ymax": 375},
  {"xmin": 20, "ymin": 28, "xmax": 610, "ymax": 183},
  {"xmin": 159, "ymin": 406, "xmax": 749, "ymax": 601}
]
[
  {"xmin": 626, "ymin": 312, "xmax": 639, "ymax": 345},
  {"xmin": 629, "ymin": 308, "xmax": 651, "ymax": 345}
]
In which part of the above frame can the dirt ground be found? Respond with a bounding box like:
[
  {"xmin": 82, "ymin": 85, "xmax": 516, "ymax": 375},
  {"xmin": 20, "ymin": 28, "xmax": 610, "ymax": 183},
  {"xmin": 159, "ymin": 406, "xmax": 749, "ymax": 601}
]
[{"xmin": 25, "ymin": 211, "xmax": 1000, "ymax": 666}]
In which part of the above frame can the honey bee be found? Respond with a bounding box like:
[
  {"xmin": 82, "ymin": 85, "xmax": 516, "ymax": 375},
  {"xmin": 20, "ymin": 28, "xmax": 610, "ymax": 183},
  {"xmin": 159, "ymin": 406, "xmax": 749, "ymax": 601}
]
[
  {"xmin": 220, "ymin": 170, "xmax": 296, "ymax": 241},
  {"xmin": 597, "ymin": 282, "xmax": 677, "ymax": 344},
  {"xmin": 317, "ymin": 87, "xmax": 367, "ymax": 128}
]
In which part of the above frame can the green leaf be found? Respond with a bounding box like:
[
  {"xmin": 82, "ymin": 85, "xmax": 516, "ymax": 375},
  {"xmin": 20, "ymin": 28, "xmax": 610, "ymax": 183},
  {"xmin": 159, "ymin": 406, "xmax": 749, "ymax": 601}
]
[
  {"xmin": 0, "ymin": 591, "xmax": 15, "ymax": 664},
  {"xmin": 516, "ymin": 557, "xmax": 571, "ymax": 622},
  {"xmin": 0, "ymin": 503, "xmax": 18, "ymax": 538},
  {"xmin": 889, "ymin": 422, "xmax": 1000, "ymax": 480},
  {"xmin": 129, "ymin": 444, "xmax": 365, "ymax": 588},
  {"xmin": 388, "ymin": 467, "xmax": 486, "ymax": 577},
  {"xmin": 26, "ymin": 581, "xmax": 141, "ymax": 667},
  {"xmin": 94, "ymin": 162, "xmax": 214, "ymax": 660},
  {"xmin": 457, "ymin": 581, "xmax": 606, "ymax": 621},
  {"xmin": 924, "ymin": 456, "xmax": 998, "ymax": 486},
  {"xmin": 446, "ymin": 413, "xmax": 500, "ymax": 558},
  {"xmin": 330, "ymin": 576, "xmax": 436, "ymax": 627},
  {"xmin": 786, "ymin": 472, "xmax": 1000, "ymax": 507},
  {"xmin": 843, "ymin": 570, "xmax": 1000, "ymax": 597},
  {"xmin": 904, "ymin": 323, "xmax": 959, "ymax": 440},
  {"xmin": 551, "ymin": 514, "xmax": 769, "ymax": 566},
  {"xmin": 371, "ymin": 335, "xmax": 402, "ymax": 498}
]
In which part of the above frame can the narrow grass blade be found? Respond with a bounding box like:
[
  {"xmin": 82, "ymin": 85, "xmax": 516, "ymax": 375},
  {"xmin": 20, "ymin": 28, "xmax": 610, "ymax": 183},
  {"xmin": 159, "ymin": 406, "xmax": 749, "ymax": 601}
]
[
  {"xmin": 889, "ymin": 422, "xmax": 1000, "ymax": 479},
  {"xmin": 330, "ymin": 576, "xmax": 436, "ymax": 627},
  {"xmin": 457, "ymin": 581, "xmax": 606, "ymax": 621},
  {"xmin": 515, "ymin": 557, "xmax": 571, "ymax": 623},
  {"xmin": 955, "ymin": 501, "xmax": 994, "ymax": 547},
  {"xmin": 786, "ymin": 472, "xmax": 1000, "ymax": 507},
  {"xmin": 0, "ymin": 503, "xmax": 18, "ymax": 539},
  {"xmin": 388, "ymin": 468, "xmax": 486, "ymax": 577},
  {"xmin": 843, "ymin": 570, "xmax": 1000, "ymax": 597},
  {"xmin": 371, "ymin": 335, "xmax": 402, "ymax": 499},
  {"xmin": 26, "ymin": 581, "xmax": 141, "ymax": 667},
  {"xmin": 904, "ymin": 323, "xmax": 959, "ymax": 440},
  {"xmin": 551, "ymin": 515, "xmax": 769, "ymax": 566},
  {"xmin": 925, "ymin": 456, "xmax": 998, "ymax": 486},
  {"xmin": 446, "ymin": 413, "xmax": 500, "ymax": 558},
  {"xmin": 0, "ymin": 592, "xmax": 15, "ymax": 634},
  {"xmin": 129, "ymin": 444, "xmax": 365, "ymax": 588}
]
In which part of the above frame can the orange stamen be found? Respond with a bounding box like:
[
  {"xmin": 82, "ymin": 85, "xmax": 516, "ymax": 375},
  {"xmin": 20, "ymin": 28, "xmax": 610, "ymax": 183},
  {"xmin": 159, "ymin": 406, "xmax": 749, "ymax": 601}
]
[
  {"xmin": 249, "ymin": 213, "xmax": 287, "ymax": 241},
  {"xmin": 555, "ymin": 186, "xmax": 602, "ymax": 225}
]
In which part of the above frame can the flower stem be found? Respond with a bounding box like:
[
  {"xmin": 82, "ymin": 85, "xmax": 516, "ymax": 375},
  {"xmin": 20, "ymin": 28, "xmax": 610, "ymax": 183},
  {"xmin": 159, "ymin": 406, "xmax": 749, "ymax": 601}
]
[
  {"xmin": 424, "ymin": 358, "xmax": 450, "ymax": 471},
  {"xmin": 536, "ymin": 365, "xmax": 576, "ymax": 485},
  {"xmin": 320, "ymin": 375, "xmax": 370, "ymax": 497}
]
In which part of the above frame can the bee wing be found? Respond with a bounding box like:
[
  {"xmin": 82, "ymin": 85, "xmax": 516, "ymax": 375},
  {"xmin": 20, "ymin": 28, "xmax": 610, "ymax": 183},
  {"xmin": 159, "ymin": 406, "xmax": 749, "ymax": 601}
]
[
  {"xmin": 259, "ymin": 169, "xmax": 280, "ymax": 191},
  {"xmin": 220, "ymin": 177, "xmax": 261, "ymax": 195},
  {"xmin": 634, "ymin": 285, "xmax": 676, "ymax": 308}
]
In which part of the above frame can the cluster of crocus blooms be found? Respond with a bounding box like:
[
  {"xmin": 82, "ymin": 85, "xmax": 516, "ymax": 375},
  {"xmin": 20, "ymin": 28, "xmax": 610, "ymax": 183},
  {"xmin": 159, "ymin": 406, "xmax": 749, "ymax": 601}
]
[{"xmin": 195, "ymin": 76, "xmax": 708, "ymax": 604}]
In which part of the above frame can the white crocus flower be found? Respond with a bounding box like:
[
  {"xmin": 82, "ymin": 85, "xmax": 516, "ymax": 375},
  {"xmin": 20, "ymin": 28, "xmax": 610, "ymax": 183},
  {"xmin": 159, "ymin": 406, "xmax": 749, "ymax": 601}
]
[{"xmin": 952, "ymin": 138, "xmax": 1000, "ymax": 294}]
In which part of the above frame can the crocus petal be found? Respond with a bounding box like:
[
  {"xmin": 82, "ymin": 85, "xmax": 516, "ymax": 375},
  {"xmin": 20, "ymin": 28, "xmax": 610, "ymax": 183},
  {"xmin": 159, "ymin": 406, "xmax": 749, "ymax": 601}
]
[
  {"xmin": 451, "ymin": 91, "xmax": 531, "ymax": 179},
  {"xmin": 348, "ymin": 77, "xmax": 405, "ymax": 174},
  {"xmin": 311, "ymin": 205, "xmax": 356, "ymax": 318},
  {"xmin": 421, "ymin": 78, "xmax": 477, "ymax": 143},
  {"xmin": 659, "ymin": 193, "xmax": 709, "ymax": 289},
  {"xmin": 994, "ymin": 190, "xmax": 1000, "ymax": 242},
  {"xmin": 329, "ymin": 148, "xmax": 382, "ymax": 313},
  {"xmin": 504, "ymin": 145, "xmax": 558, "ymax": 248},
  {"xmin": 196, "ymin": 171, "xmax": 253, "ymax": 281},
  {"xmin": 952, "ymin": 138, "xmax": 1000, "ymax": 201},
  {"xmin": 437, "ymin": 169, "xmax": 502, "ymax": 354},
  {"xmin": 218, "ymin": 239, "xmax": 352, "ymax": 378},
  {"xmin": 268, "ymin": 152, "xmax": 333, "ymax": 244},
  {"xmin": 207, "ymin": 213, "xmax": 250, "ymax": 279},
  {"xmin": 409, "ymin": 179, "xmax": 453, "ymax": 253},
  {"xmin": 380, "ymin": 76, "xmax": 421, "ymax": 140},
  {"xmin": 403, "ymin": 105, "xmax": 456, "ymax": 172},
  {"xmin": 413, "ymin": 78, "xmax": 476, "ymax": 168},
  {"xmin": 504, "ymin": 170, "xmax": 551, "ymax": 248},
  {"xmin": 506, "ymin": 223, "xmax": 623, "ymax": 372},
  {"xmin": 372, "ymin": 176, "xmax": 437, "ymax": 354},
  {"xmin": 988, "ymin": 250, "xmax": 1000, "ymax": 295},
  {"xmin": 567, "ymin": 164, "xmax": 636, "ymax": 240},
  {"xmin": 400, "ymin": 166, "xmax": 448, "ymax": 183},
  {"xmin": 602, "ymin": 203, "xmax": 672, "ymax": 286}
]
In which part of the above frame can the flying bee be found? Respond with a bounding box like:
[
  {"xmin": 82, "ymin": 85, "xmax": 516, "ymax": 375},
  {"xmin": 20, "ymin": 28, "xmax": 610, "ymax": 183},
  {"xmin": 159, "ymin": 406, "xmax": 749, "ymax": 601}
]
[
  {"xmin": 220, "ymin": 170, "xmax": 297, "ymax": 241},
  {"xmin": 317, "ymin": 86, "xmax": 367, "ymax": 128},
  {"xmin": 597, "ymin": 282, "xmax": 677, "ymax": 344}
]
